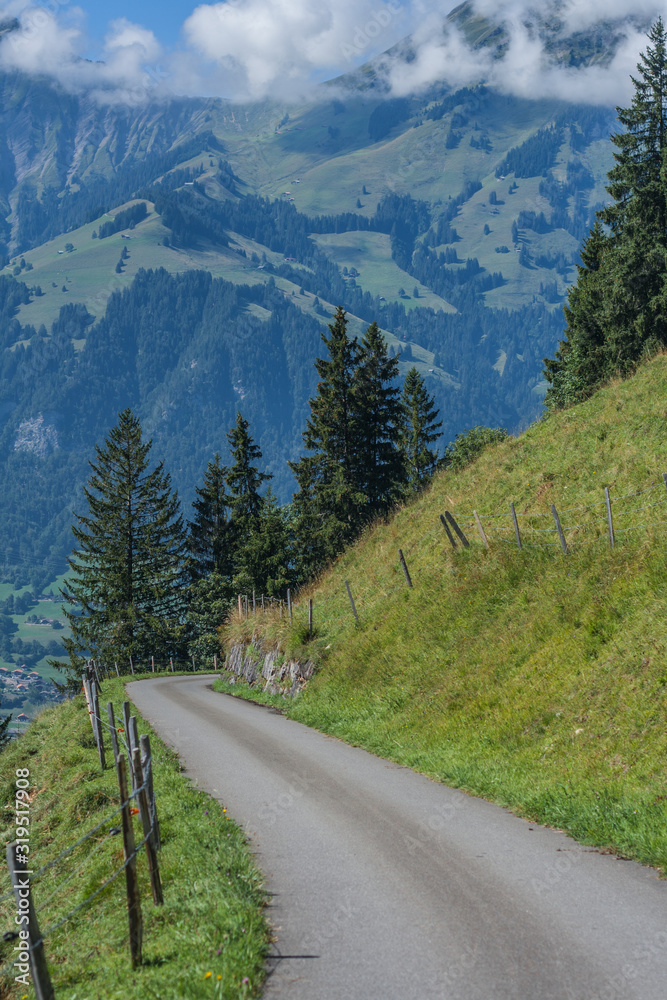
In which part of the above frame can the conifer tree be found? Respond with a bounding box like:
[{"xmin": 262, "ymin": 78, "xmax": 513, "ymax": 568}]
[
  {"xmin": 290, "ymin": 308, "xmax": 366, "ymax": 576},
  {"xmin": 188, "ymin": 454, "xmax": 231, "ymax": 583},
  {"xmin": 226, "ymin": 412, "xmax": 271, "ymax": 565},
  {"xmin": 235, "ymin": 488, "xmax": 290, "ymax": 596},
  {"xmin": 545, "ymin": 19, "xmax": 667, "ymax": 405},
  {"xmin": 55, "ymin": 409, "xmax": 187, "ymax": 679},
  {"xmin": 353, "ymin": 321, "xmax": 403, "ymax": 516},
  {"xmin": 544, "ymin": 221, "xmax": 610, "ymax": 406},
  {"xmin": 399, "ymin": 367, "xmax": 442, "ymax": 489},
  {"xmin": 303, "ymin": 306, "xmax": 360, "ymax": 479}
]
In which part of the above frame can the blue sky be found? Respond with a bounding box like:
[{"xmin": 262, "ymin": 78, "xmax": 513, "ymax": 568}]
[{"xmin": 83, "ymin": 0, "xmax": 198, "ymax": 49}]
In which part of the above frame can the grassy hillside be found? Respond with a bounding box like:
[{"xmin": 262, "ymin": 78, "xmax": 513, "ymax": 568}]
[
  {"xmin": 0, "ymin": 675, "xmax": 268, "ymax": 999},
  {"xmin": 220, "ymin": 355, "xmax": 667, "ymax": 874}
]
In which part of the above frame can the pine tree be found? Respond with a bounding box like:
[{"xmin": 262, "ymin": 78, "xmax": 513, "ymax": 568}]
[
  {"xmin": 235, "ymin": 489, "xmax": 291, "ymax": 597},
  {"xmin": 188, "ymin": 454, "xmax": 231, "ymax": 583},
  {"xmin": 226, "ymin": 412, "xmax": 271, "ymax": 563},
  {"xmin": 399, "ymin": 368, "xmax": 442, "ymax": 489},
  {"xmin": 353, "ymin": 321, "xmax": 403, "ymax": 517},
  {"xmin": 544, "ymin": 221, "xmax": 610, "ymax": 407},
  {"xmin": 186, "ymin": 572, "xmax": 231, "ymax": 661},
  {"xmin": 290, "ymin": 308, "xmax": 366, "ymax": 577},
  {"xmin": 544, "ymin": 19, "xmax": 667, "ymax": 405},
  {"xmin": 303, "ymin": 306, "xmax": 360, "ymax": 481},
  {"xmin": 55, "ymin": 409, "xmax": 187, "ymax": 679}
]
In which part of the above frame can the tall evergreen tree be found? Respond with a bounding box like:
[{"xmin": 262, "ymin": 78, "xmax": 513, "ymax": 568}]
[
  {"xmin": 544, "ymin": 221, "xmax": 610, "ymax": 407},
  {"xmin": 55, "ymin": 409, "xmax": 187, "ymax": 679},
  {"xmin": 290, "ymin": 308, "xmax": 366, "ymax": 577},
  {"xmin": 399, "ymin": 367, "xmax": 443, "ymax": 489},
  {"xmin": 545, "ymin": 19, "xmax": 667, "ymax": 405},
  {"xmin": 188, "ymin": 454, "xmax": 231, "ymax": 583},
  {"xmin": 226, "ymin": 412, "xmax": 271, "ymax": 565},
  {"xmin": 353, "ymin": 321, "xmax": 404, "ymax": 517},
  {"xmin": 303, "ymin": 307, "xmax": 360, "ymax": 481}
]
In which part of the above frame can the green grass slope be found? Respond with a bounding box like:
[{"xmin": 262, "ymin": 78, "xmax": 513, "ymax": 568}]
[
  {"xmin": 0, "ymin": 676, "xmax": 268, "ymax": 999},
  {"xmin": 221, "ymin": 355, "xmax": 667, "ymax": 873}
]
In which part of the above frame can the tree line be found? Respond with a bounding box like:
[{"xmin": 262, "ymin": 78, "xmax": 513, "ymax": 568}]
[{"xmin": 55, "ymin": 309, "xmax": 447, "ymax": 682}]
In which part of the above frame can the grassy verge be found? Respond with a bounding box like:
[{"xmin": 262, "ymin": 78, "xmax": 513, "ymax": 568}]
[
  {"xmin": 220, "ymin": 355, "xmax": 667, "ymax": 875},
  {"xmin": 0, "ymin": 675, "xmax": 269, "ymax": 999}
]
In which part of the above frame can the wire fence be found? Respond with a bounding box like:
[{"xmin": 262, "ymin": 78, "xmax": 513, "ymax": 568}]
[
  {"xmin": 223, "ymin": 473, "xmax": 667, "ymax": 670},
  {"xmin": 1, "ymin": 669, "xmax": 163, "ymax": 996}
]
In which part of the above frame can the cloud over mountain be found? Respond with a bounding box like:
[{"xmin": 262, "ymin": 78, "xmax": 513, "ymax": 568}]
[{"xmin": 0, "ymin": 0, "xmax": 664, "ymax": 104}]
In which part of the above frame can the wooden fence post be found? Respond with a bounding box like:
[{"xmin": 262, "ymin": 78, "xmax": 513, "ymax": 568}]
[
  {"xmin": 122, "ymin": 702, "xmax": 133, "ymax": 785},
  {"xmin": 345, "ymin": 581, "xmax": 359, "ymax": 622},
  {"xmin": 605, "ymin": 487, "xmax": 614, "ymax": 548},
  {"xmin": 151, "ymin": 656, "xmax": 155, "ymax": 673},
  {"xmin": 473, "ymin": 510, "xmax": 489, "ymax": 550},
  {"xmin": 214, "ymin": 654, "xmax": 218, "ymax": 671},
  {"xmin": 439, "ymin": 513, "xmax": 457, "ymax": 548},
  {"xmin": 107, "ymin": 701, "xmax": 120, "ymax": 762},
  {"xmin": 91, "ymin": 682, "xmax": 106, "ymax": 772},
  {"xmin": 140, "ymin": 734, "xmax": 161, "ymax": 850},
  {"xmin": 7, "ymin": 843, "xmax": 55, "ymax": 1000},
  {"xmin": 170, "ymin": 657, "xmax": 174, "ymax": 673},
  {"xmin": 445, "ymin": 511, "xmax": 470, "ymax": 548},
  {"xmin": 82, "ymin": 673, "xmax": 93, "ymax": 726},
  {"xmin": 132, "ymin": 747, "xmax": 163, "ymax": 906},
  {"xmin": 114, "ymin": 662, "xmax": 120, "ymax": 677},
  {"xmin": 128, "ymin": 716, "xmax": 140, "ymax": 788},
  {"xmin": 252, "ymin": 590, "xmax": 256, "ymax": 614},
  {"xmin": 398, "ymin": 549, "xmax": 413, "ymax": 588},
  {"xmin": 129, "ymin": 656, "xmax": 134, "ymax": 676},
  {"xmin": 91, "ymin": 660, "xmax": 101, "ymax": 692},
  {"xmin": 238, "ymin": 594, "xmax": 242, "ymax": 617},
  {"xmin": 191, "ymin": 654, "xmax": 196, "ymax": 672},
  {"xmin": 308, "ymin": 598, "xmax": 313, "ymax": 638},
  {"xmin": 116, "ymin": 755, "xmax": 143, "ymax": 968},
  {"xmin": 510, "ymin": 503, "xmax": 522, "ymax": 550},
  {"xmin": 287, "ymin": 589, "xmax": 293, "ymax": 623},
  {"xmin": 551, "ymin": 504, "xmax": 568, "ymax": 554}
]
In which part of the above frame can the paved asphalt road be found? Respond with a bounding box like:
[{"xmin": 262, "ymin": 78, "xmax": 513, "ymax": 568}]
[{"xmin": 129, "ymin": 675, "xmax": 666, "ymax": 1000}]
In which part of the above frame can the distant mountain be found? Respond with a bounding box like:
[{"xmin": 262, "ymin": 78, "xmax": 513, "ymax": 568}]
[{"xmin": 0, "ymin": 8, "xmax": 632, "ymax": 586}]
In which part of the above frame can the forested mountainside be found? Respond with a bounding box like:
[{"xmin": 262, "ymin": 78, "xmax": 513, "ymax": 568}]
[{"xmin": 0, "ymin": 4, "xmax": 627, "ymax": 585}]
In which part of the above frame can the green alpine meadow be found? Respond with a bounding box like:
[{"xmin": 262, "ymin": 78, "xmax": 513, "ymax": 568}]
[{"xmin": 1, "ymin": 4, "xmax": 667, "ymax": 996}]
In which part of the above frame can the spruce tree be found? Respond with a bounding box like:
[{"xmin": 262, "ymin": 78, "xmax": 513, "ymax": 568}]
[
  {"xmin": 186, "ymin": 572, "xmax": 232, "ymax": 661},
  {"xmin": 399, "ymin": 367, "xmax": 442, "ymax": 489},
  {"xmin": 226, "ymin": 412, "xmax": 271, "ymax": 569},
  {"xmin": 188, "ymin": 454, "xmax": 231, "ymax": 583},
  {"xmin": 55, "ymin": 409, "xmax": 187, "ymax": 679},
  {"xmin": 544, "ymin": 221, "xmax": 610, "ymax": 407},
  {"xmin": 235, "ymin": 489, "xmax": 290, "ymax": 596},
  {"xmin": 290, "ymin": 308, "xmax": 366, "ymax": 577},
  {"xmin": 544, "ymin": 19, "xmax": 667, "ymax": 404},
  {"xmin": 353, "ymin": 321, "xmax": 403, "ymax": 517},
  {"xmin": 303, "ymin": 306, "xmax": 360, "ymax": 480}
]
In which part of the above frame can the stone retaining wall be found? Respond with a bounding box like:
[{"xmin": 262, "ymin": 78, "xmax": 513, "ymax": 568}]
[{"xmin": 224, "ymin": 642, "xmax": 315, "ymax": 696}]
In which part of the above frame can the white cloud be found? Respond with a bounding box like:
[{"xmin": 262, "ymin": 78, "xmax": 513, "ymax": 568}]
[
  {"xmin": 0, "ymin": 0, "xmax": 665, "ymax": 105},
  {"xmin": 181, "ymin": 0, "xmax": 409, "ymax": 100},
  {"xmin": 0, "ymin": 5, "xmax": 164, "ymax": 104},
  {"xmin": 381, "ymin": 0, "xmax": 667, "ymax": 106}
]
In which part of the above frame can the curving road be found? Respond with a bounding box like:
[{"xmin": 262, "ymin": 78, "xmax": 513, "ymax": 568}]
[{"xmin": 129, "ymin": 675, "xmax": 666, "ymax": 1000}]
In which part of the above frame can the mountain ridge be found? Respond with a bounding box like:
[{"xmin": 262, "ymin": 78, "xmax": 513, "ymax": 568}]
[{"xmin": 0, "ymin": 10, "xmax": 636, "ymax": 584}]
